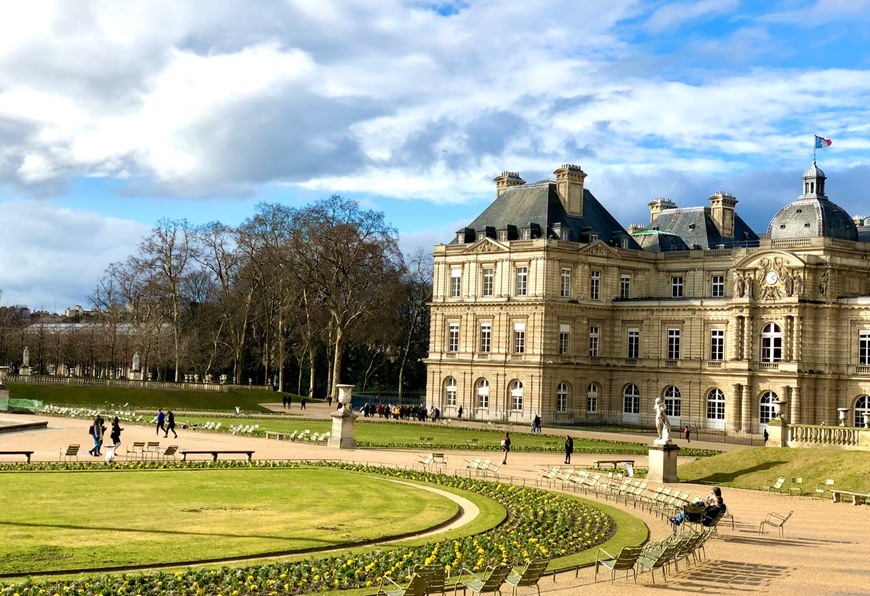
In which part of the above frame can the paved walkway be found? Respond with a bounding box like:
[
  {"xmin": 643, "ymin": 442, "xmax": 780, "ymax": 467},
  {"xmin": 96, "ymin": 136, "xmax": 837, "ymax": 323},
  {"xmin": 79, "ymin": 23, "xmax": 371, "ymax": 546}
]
[{"xmin": 0, "ymin": 411, "xmax": 866, "ymax": 594}]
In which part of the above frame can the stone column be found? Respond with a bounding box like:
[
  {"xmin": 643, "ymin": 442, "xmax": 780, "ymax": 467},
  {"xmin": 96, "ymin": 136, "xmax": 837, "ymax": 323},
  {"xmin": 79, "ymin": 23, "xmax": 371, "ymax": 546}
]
[
  {"xmin": 728, "ymin": 383, "xmax": 742, "ymax": 433},
  {"xmin": 740, "ymin": 382, "xmax": 751, "ymax": 434},
  {"xmin": 791, "ymin": 385, "xmax": 801, "ymax": 425}
]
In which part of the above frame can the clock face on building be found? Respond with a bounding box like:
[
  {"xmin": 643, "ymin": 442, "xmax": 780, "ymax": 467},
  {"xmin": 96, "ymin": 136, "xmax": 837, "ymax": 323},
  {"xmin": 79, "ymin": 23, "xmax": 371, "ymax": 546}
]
[{"xmin": 765, "ymin": 271, "xmax": 779, "ymax": 285}]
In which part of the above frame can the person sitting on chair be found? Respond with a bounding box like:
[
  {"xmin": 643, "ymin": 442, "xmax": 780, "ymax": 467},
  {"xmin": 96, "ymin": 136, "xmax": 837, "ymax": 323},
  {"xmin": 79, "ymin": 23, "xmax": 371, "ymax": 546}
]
[{"xmin": 670, "ymin": 487, "xmax": 725, "ymax": 529}]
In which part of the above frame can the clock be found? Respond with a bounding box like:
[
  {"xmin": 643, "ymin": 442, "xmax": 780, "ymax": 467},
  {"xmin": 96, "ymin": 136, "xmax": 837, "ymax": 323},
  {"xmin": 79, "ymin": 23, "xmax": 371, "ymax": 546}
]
[{"xmin": 765, "ymin": 271, "xmax": 779, "ymax": 285}]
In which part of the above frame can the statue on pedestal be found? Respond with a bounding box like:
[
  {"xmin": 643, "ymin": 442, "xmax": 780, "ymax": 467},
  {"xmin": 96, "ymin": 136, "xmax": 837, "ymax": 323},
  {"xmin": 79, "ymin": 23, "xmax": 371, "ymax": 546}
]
[
  {"xmin": 22, "ymin": 347, "xmax": 29, "ymax": 367},
  {"xmin": 654, "ymin": 396, "xmax": 671, "ymax": 444},
  {"xmin": 132, "ymin": 352, "xmax": 140, "ymax": 372}
]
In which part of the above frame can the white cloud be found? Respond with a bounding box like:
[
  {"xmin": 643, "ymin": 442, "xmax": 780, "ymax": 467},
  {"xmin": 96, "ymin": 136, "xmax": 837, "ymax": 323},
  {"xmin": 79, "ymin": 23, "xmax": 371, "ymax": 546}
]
[{"xmin": 0, "ymin": 201, "xmax": 148, "ymax": 310}]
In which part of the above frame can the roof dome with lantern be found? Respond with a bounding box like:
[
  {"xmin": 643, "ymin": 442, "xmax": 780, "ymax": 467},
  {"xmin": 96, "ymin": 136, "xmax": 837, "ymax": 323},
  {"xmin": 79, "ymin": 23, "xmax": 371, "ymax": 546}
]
[{"xmin": 767, "ymin": 161, "xmax": 858, "ymax": 241}]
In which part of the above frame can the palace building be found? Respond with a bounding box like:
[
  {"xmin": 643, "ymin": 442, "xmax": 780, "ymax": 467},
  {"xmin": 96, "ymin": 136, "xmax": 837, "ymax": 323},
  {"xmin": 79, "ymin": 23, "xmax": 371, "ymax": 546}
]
[{"xmin": 424, "ymin": 162, "xmax": 870, "ymax": 437}]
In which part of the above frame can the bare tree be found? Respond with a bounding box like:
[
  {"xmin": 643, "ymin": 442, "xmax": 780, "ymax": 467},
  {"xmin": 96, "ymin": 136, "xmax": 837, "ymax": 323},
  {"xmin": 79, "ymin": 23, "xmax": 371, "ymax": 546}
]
[
  {"xmin": 136, "ymin": 218, "xmax": 198, "ymax": 382},
  {"xmin": 289, "ymin": 195, "xmax": 403, "ymax": 399}
]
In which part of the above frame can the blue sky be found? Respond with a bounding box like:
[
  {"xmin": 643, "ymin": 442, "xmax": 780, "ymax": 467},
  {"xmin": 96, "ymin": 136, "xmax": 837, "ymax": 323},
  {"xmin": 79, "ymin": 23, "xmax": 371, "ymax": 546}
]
[{"xmin": 2, "ymin": 0, "xmax": 870, "ymax": 310}]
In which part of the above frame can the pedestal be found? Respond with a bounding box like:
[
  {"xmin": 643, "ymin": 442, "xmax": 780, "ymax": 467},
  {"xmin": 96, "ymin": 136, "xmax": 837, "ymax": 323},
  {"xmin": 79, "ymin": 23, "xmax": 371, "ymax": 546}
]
[
  {"xmin": 18, "ymin": 367, "xmax": 31, "ymax": 377},
  {"xmin": 129, "ymin": 371, "xmax": 143, "ymax": 381},
  {"xmin": 327, "ymin": 410, "xmax": 358, "ymax": 449},
  {"xmin": 647, "ymin": 443, "xmax": 680, "ymax": 483}
]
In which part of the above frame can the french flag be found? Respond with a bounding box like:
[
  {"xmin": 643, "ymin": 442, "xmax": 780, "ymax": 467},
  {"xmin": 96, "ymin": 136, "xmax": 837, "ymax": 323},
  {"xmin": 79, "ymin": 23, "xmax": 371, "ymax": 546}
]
[{"xmin": 815, "ymin": 135, "xmax": 832, "ymax": 148}]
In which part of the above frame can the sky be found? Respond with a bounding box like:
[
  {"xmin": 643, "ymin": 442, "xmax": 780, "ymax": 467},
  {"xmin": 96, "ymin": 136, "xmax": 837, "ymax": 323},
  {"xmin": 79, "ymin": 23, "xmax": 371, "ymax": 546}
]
[{"xmin": 2, "ymin": 0, "xmax": 870, "ymax": 311}]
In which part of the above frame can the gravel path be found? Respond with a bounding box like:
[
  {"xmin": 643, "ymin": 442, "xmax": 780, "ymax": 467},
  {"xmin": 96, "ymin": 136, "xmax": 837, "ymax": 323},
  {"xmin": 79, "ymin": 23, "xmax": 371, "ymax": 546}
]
[{"xmin": 0, "ymin": 409, "xmax": 866, "ymax": 594}]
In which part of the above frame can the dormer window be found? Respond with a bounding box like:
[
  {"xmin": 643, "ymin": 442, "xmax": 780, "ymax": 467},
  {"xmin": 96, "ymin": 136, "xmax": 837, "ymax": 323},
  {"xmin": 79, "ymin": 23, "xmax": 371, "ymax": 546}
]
[
  {"xmin": 589, "ymin": 232, "xmax": 599, "ymax": 242},
  {"xmin": 521, "ymin": 228, "xmax": 531, "ymax": 240}
]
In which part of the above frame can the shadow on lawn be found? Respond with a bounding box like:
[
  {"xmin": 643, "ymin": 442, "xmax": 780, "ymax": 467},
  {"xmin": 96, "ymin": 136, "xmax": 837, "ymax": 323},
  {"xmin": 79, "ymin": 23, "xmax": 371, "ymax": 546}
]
[{"xmin": 690, "ymin": 461, "xmax": 788, "ymax": 484}]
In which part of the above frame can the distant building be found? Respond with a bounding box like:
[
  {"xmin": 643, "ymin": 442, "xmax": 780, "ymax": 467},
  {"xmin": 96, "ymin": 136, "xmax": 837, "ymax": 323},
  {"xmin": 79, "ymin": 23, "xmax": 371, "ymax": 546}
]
[{"xmin": 425, "ymin": 162, "xmax": 870, "ymax": 437}]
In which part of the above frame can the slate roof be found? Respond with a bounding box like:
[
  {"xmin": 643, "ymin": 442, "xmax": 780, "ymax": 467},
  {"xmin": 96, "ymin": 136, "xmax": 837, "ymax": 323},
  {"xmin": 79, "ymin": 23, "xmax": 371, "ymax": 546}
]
[
  {"xmin": 767, "ymin": 197, "xmax": 858, "ymax": 241},
  {"xmin": 640, "ymin": 206, "xmax": 760, "ymax": 251},
  {"xmin": 453, "ymin": 181, "xmax": 641, "ymax": 249}
]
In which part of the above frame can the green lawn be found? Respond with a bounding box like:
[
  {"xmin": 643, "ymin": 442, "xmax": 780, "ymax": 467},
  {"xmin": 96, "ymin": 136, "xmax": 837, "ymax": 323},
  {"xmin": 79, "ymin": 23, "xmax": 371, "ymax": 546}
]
[
  {"xmin": 677, "ymin": 446, "xmax": 870, "ymax": 492},
  {"xmin": 7, "ymin": 383, "xmax": 287, "ymax": 412},
  {"xmin": 0, "ymin": 467, "xmax": 459, "ymax": 574}
]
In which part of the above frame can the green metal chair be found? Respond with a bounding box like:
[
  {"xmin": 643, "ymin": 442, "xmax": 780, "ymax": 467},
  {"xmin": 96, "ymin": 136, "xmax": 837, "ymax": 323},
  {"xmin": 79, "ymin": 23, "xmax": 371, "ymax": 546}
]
[
  {"xmin": 377, "ymin": 572, "xmax": 428, "ymax": 596},
  {"xmin": 457, "ymin": 564, "xmax": 511, "ymax": 595},
  {"xmin": 591, "ymin": 546, "xmax": 643, "ymax": 584},
  {"xmin": 504, "ymin": 558, "xmax": 549, "ymax": 595}
]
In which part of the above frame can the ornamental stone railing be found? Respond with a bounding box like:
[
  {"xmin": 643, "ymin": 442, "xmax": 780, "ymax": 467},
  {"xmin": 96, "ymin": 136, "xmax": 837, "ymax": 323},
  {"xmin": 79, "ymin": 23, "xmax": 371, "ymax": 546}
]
[{"xmin": 775, "ymin": 421, "xmax": 870, "ymax": 451}]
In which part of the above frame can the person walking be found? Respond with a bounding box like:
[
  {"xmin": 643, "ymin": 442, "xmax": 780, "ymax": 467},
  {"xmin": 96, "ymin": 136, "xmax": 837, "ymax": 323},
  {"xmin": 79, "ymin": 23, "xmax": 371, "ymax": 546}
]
[
  {"xmin": 564, "ymin": 434, "xmax": 573, "ymax": 464},
  {"xmin": 156, "ymin": 409, "xmax": 166, "ymax": 436},
  {"xmin": 110, "ymin": 417, "xmax": 123, "ymax": 446},
  {"xmin": 88, "ymin": 416, "xmax": 102, "ymax": 456},
  {"xmin": 164, "ymin": 410, "xmax": 177, "ymax": 438},
  {"xmin": 684, "ymin": 424, "xmax": 691, "ymax": 443},
  {"xmin": 300, "ymin": 395, "xmax": 307, "ymax": 410},
  {"xmin": 458, "ymin": 405, "xmax": 463, "ymax": 419},
  {"xmin": 501, "ymin": 432, "xmax": 511, "ymax": 465}
]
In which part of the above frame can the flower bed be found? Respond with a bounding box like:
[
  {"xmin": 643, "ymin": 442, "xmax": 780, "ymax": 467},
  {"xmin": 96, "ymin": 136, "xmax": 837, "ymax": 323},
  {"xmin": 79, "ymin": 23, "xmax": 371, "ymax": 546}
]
[{"xmin": 0, "ymin": 461, "xmax": 615, "ymax": 595}]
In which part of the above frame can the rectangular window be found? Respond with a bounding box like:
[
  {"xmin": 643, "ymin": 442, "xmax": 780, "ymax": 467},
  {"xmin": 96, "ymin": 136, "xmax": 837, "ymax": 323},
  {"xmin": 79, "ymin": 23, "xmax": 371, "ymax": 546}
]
[
  {"xmin": 590, "ymin": 270, "xmax": 601, "ymax": 300},
  {"xmin": 620, "ymin": 274, "xmax": 631, "ymax": 299},
  {"xmin": 516, "ymin": 266, "xmax": 528, "ymax": 297},
  {"xmin": 479, "ymin": 322, "xmax": 491, "ymax": 353},
  {"xmin": 627, "ymin": 328, "xmax": 640, "ymax": 359},
  {"xmin": 671, "ymin": 276, "xmax": 684, "ymax": 298},
  {"xmin": 711, "ymin": 275, "xmax": 725, "ymax": 298},
  {"xmin": 513, "ymin": 321, "xmax": 526, "ymax": 354},
  {"xmin": 482, "ymin": 268, "xmax": 494, "ymax": 297},
  {"xmin": 560, "ymin": 267, "xmax": 572, "ymax": 298},
  {"xmin": 450, "ymin": 268, "xmax": 461, "ymax": 298},
  {"xmin": 710, "ymin": 329, "xmax": 725, "ymax": 361},
  {"xmin": 589, "ymin": 326, "xmax": 600, "ymax": 357},
  {"xmin": 861, "ymin": 331, "xmax": 870, "ymax": 365},
  {"xmin": 447, "ymin": 322, "xmax": 459, "ymax": 352},
  {"xmin": 667, "ymin": 328, "xmax": 681, "ymax": 359},
  {"xmin": 559, "ymin": 323, "xmax": 570, "ymax": 355}
]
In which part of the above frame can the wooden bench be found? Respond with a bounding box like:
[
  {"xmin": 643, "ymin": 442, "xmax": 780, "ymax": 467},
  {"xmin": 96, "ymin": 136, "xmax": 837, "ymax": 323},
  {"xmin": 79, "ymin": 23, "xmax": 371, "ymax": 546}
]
[
  {"xmin": 831, "ymin": 489, "xmax": 870, "ymax": 505},
  {"xmin": 181, "ymin": 450, "xmax": 255, "ymax": 462},
  {"xmin": 594, "ymin": 460, "xmax": 635, "ymax": 469},
  {"xmin": 0, "ymin": 450, "xmax": 34, "ymax": 463}
]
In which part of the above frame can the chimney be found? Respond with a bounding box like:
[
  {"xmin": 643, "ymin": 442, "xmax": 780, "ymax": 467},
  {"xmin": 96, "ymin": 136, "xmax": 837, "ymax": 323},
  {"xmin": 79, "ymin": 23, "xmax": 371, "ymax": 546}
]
[
  {"xmin": 494, "ymin": 171, "xmax": 525, "ymax": 197},
  {"xmin": 553, "ymin": 164, "xmax": 586, "ymax": 216},
  {"xmin": 708, "ymin": 191, "xmax": 738, "ymax": 238},
  {"xmin": 648, "ymin": 197, "xmax": 677, "ymax": 223}
]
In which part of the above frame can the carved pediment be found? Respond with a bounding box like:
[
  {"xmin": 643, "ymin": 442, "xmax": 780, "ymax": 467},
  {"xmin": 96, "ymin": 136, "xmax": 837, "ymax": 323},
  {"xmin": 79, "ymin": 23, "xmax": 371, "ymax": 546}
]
[
  {"xmin": 733, "ymin": 250, "xmax": 807, "ymax": 300},
  {"xmin": 462, "ymin": 237, "xmax": 508, "ymax": 254},
  {"xmin": 579, "ymin": 240, "xmax": 620, "ymax": 258}
]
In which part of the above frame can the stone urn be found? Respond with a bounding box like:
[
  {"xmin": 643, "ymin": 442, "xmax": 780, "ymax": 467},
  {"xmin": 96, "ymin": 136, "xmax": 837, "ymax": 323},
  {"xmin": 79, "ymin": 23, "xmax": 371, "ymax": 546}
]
[
  {"xmin": 837, "ymin": 407, "xmax": 849, "ymax": 427},
  {"xmin": 772, "ymin": 399, "xmax": 787, "ymax": 421},
  {"xmin": 863, "ymin": 412, "xmax": 869, "ymax": 429}
]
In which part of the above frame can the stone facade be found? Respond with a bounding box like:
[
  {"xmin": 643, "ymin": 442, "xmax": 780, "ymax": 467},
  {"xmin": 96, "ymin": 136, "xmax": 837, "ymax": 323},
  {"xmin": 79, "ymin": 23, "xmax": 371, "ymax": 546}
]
[{"xmin": 425, "ymin": 163, "xmax": 870, "ymax": 438}]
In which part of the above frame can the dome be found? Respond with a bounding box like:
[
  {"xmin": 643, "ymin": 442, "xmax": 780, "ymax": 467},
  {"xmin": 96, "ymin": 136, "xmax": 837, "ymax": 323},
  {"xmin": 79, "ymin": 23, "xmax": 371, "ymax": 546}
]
[
  {"xmin": 803, "ymin": 163, "xmax": 825, "ymax": 179},
  {"xmin": 768, "ymin": 162, "xmax": 858, "ymax": 242},
  {"xmin": 767, "ymin": 197, "xmax": 858, "ymax": 241}
]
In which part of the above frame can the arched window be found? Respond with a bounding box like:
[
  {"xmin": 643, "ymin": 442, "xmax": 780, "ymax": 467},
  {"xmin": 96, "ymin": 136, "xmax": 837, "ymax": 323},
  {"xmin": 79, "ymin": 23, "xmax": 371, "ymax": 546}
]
[
  {"xmin": 510, "ymin": 380, "xmax": 523, "ymax": 411},
  {"xmin": 706, "ymin": 388, "xmax": 725, "ymax": 420},
  {"xmin": 854, "ymin": 395, "xmax": 870, "ymax": 427},
  {"xmin": 476, "ymin": 378, "xmax": 489, "ymax": 409},
  {"xmin": 663, "ymin": 386, "xmax": 681, "ymax": 417},
  {"xmin": 556, "ymin": 382, "xmax": 569, "ymax": 412},
  {"xmin": 761, "ymin": 323, "xmax": 782, "ymax": 362},
  {"xmin": 443, "ymin": 377, "xmax": 457, "ymax": 406},
  {"xmin": 623, "ymin": 384, "xmax": 640, "ymax": 414},
  {"xmin": 587, "ymin": 383, "xmax": 599, "ymax": 413},
  {"xmin": 759, "ymin": 391, "xmax": 777, "ymax": 424}
]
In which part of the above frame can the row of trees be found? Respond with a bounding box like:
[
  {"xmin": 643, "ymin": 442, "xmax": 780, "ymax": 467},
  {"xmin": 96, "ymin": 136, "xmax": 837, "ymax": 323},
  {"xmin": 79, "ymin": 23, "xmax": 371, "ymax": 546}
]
[{"xmin": 4, "ymin": 196, "xmax": 433, "ymax": 399}]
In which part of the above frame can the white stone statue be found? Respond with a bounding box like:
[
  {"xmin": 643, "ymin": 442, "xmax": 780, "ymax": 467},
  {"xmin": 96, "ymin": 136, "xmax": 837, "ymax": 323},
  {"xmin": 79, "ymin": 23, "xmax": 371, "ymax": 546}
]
[
  {"xmin": 132, "ymin": 352, "xmax": 140, "ymax": 372},
  {"xmin": 22, "ymin": 346, "xmax": 29, "ymax": 367},
  {"xmin": 654, "ymin": 396, "xmax": 671, "ymax": 444}
]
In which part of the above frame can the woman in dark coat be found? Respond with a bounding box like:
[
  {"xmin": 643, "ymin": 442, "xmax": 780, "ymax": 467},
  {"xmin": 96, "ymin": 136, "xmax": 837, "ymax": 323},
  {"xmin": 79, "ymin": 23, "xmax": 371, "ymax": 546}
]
[{"xmin": 564, "ymin": 434, "xmax": 574, "ymax": 464}]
